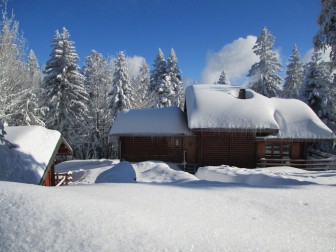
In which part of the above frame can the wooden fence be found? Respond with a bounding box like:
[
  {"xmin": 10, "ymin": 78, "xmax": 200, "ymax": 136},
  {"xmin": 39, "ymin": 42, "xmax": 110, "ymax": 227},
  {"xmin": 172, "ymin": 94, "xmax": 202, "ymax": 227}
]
[
  {"xmin": 55, "ymin": 171, "xmax": 73, "ymax": 186},
  {"xmin": 258, "ymin": 158, "xmax": 336, "ymax": 171}
]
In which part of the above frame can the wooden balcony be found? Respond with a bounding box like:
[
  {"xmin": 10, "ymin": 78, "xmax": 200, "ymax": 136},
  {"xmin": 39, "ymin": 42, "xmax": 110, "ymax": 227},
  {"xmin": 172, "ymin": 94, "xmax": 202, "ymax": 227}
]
[
  {"xmin": 258, "ymin": 158, "xmax": 336, "ymax": 171},
  {"xmin": 55, "ymin": 171, "xmax": 73, "ymax": 186}
]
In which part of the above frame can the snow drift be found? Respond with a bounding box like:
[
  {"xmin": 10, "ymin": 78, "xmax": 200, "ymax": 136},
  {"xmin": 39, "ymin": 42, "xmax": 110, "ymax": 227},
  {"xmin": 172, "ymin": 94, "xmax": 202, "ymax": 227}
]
[{"xmin": 2, "ymin": 160, "xmax": 336, "ymax": 251}]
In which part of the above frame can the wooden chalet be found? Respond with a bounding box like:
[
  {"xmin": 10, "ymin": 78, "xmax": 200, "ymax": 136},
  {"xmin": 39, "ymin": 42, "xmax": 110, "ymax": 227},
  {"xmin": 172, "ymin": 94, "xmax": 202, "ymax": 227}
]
[
  {"xmin": 110, "ymin": 85, "xmax": 334, "ymax": 169},
  {"xmin": 0, "ymin": 126, "xmax": 73, "ymax": 186}
]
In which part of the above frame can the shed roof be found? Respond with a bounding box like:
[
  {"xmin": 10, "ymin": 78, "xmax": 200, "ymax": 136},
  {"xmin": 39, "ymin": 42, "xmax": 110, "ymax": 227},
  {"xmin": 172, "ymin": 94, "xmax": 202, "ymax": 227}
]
[
  {"xmin": 0, "ymin": 126, "xmax": 67, "ymax": 184},
  {"xmin": 185, "ymin": 85, "xmax": 334, "ymax": 140},
  {"xmin": 110, "ymin": 107, "xmax": 191, "ymax": 136}
]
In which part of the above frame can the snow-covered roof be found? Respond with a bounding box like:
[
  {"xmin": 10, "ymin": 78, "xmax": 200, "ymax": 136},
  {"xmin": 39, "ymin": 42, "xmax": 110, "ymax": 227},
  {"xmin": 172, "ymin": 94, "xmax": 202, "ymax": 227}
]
[
  {"xmin": 110, "ymin": 107, "xmax": 191, "ymax": 136},
  {"xmin": 0, "ymin": 126, "xmax": 64, "ymax": 184},
  {"xmin": 185, "ymin": 85, "xmax": 334, "ymax": 139},
  {"xmin": 269, "ymin": 98, "xmax": 333, "ymax": 139}
]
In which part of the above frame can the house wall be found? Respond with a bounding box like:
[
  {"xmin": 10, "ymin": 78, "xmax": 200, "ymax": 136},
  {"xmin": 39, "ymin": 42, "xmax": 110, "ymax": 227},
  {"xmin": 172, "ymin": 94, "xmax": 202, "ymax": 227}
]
[
  {"xmin": 197, "ymin": 132, "xmax": 256, "ymax": 168},
  {"xmin": 120, "ymin": 136, "xmax": 185, "ymax": 163},
  {"xmin": 42, "ymin": 163, "xmax": 55, "ymax": 186},
  {"xmin": 120, "ymin": 135, "xmax": 312, "ymax": 169}
]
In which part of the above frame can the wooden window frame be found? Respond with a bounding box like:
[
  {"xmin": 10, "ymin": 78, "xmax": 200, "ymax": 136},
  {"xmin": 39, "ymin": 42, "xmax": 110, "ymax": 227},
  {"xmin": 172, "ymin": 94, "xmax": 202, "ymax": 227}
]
[{"xmin": 265, "ymin": 143, "xmax": 291, "ymax": 159}]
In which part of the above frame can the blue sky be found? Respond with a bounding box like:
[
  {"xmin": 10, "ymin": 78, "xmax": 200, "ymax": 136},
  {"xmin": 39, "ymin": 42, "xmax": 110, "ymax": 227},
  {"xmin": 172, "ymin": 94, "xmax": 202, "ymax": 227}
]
[{"xmin": 8, "ymin": 0, "xmax": 322, "ymax": 85}]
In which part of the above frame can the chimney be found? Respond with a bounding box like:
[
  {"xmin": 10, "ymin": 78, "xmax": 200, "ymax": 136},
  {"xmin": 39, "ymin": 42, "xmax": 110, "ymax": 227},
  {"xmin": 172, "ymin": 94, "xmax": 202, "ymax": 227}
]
[{"xmin": 238, "ymin": 89, "xmax": 246, "ymax": 99}]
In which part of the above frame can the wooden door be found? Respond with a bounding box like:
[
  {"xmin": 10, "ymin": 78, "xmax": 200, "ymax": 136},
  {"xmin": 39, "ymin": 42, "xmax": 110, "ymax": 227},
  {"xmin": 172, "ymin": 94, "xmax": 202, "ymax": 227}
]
[{"xmin": 183, "ymin": 136, "xmax": 197, "ymax": 164}]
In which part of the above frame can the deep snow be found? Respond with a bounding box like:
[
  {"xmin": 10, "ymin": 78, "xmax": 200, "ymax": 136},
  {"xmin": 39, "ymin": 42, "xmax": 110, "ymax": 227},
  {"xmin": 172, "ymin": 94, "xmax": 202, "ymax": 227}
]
[
  {"xmin": 1, "ymin": 160, "xmax": 336, "ymax": 251},
  {"xmin": 185, "ymin": 85, "xmax": 333, "ymax": 139}
]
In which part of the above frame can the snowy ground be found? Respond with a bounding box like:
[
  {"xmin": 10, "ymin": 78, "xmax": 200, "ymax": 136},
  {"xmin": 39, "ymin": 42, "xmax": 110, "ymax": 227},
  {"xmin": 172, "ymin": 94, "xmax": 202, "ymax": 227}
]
[{"xmin": 1, "ymin": 160, "xmax": 336, "ymax": 251}]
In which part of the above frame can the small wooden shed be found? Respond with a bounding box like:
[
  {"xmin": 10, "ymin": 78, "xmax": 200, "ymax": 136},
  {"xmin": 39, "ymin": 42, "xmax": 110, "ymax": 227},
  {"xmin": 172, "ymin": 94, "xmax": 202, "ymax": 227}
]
[{"xmin": 0, "ymin": 126, "xmax": 73, "ymax": 186}]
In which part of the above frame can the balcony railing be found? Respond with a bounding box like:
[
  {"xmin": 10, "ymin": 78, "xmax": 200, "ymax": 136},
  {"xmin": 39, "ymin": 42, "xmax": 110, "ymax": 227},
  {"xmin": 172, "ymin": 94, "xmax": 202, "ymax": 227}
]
[
  {"xmin": 258, "ymin": 158, "xmax": 336, "ymax": 171},
  {"xmin": 55, "ymin": 171, "xmax": 73, "ymax": 186}
]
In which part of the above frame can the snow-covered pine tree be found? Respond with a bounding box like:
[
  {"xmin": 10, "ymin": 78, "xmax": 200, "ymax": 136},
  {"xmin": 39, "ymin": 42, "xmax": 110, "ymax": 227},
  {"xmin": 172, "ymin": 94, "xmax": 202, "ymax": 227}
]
[
  {"xmin": 216, "ymin": 71, "xmax": 231, "ymax": 85},
  {"xmin": 0, "ymin": 7, "xmax": 45, "ymax": 127},
  {"xmin": 149, "ymin": 48, "xmax": 167, "ymax": 105},
  {"xmin": 43, "ymin": 27, "xmax": 90, "ymax": 157},
  {"xmin": 25, "ymin": 49, "xmax": 46, "ymax": 126},
  {"xmin": 132, "ymin": 60, "xmax": 150, "ymax": 108},
  {"xmin": 282, "ymin": 45, "xmax": 304, "ymax": 99},
  {"xmin": 248, "ymin": 27, "xmax": 282, "ymax": 97},
  {"xmin": 155, "ymin": 75, "xmax": 175, "ymax": 108},
  {"xmin": 301, "ymin": 50, "xmax": 334, "ymax": 125},
  {"xmin": 314, "ymin": 0, "xmax": 336, "ymax": 77},
  {"xmin": 0, "ymin": 8, "xmax": 24, "ymax": 122},
  {"xmin": 82, "ymin": 50, "xmax": 112, "ymax": 158},
  {"xmin": 28, "ymin": 50, "xmax": 40, "ymax": 79},
  {"xmin": 167, "ymin": 48, "xmax": 184, "ymax": 110},
  {"xmin": 109, "ymin": 51, "xmax": 132, "ymax": 121}
]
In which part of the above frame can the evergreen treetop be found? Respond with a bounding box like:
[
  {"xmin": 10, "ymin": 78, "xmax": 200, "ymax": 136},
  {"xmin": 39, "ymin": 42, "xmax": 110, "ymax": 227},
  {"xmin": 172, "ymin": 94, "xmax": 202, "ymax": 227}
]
[
  {"xmin": 216, "ymin": 71, "xmax": 231, "ymax": 85},
  {"xmin": 314, "ymin": 0, "xmax": 336, "ymax": 70},
  {"xmin": 248, "ymin": 27, "xmax": 282, "ymax": 98},
  {"xmin": 43, "ymin": 27, "xmax": 89, "ymax": 147},
  {"xmin": 282, "ymin": 45, "xmax": 304, "ymax": 99}
]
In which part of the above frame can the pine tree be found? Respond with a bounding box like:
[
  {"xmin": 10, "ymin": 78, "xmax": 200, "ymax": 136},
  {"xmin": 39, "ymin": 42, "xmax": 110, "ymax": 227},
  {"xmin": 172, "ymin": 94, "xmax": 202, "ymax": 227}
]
[
  {"xmin": 216, "ymin": 71, "xmax": 231, "ymax": 85},
  {"xmin": 43, "ymin": 27, "xmax": 90, "ymax": 157},
  {"xmin": 149, "ymin": 48, "xmax": 167, "ymax": 105},
  {"xmin": 28, "ymin": 50, "xmax": 40, "ymax": 77},
  {"xmin": 314, "ymin": 0, "xmax": 336, "ymax": 74},
  {"xmin": 0, "ymin": 8, "xmax": 26, "ymax": 123},
  {"xmin": 25, "ymin": 49, "xmax": 46, "ymax": 126},
  {"xmin": 248, "ymin": 27, "xmax": 282, "ymax": 97},
  {"xmin": 0, "ymin": 6, "xmax": 45, "ymax": 127},
  {"xmin": 282, "ymin": 45, "xmax": 304, "ymax": 98},
  {"xmin": 155, "ymin": 75, "xmax": 175, "ymax": 108},
  {"xmin": 133, "ymin": 61, "xmax": 150, "ymax": 108},
  {"xmin": 167, "ymin": 48, "xmax": 184, "ymax": 110},
  {"xmin": 301, "ymin": 50, "xmax": 333, "ymax": 124},
  {"xmin": 82, "ymin": 50, "xmax": 112, "ymax": 158},
  {"xmin": 109, "ymin": 51, "xmax": 132, "ymax": 121}
]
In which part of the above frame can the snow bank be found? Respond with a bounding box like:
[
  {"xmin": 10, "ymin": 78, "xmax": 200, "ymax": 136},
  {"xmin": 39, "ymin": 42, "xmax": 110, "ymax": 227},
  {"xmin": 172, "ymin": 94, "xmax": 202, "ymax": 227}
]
[
  {"xmin": 95, "ymin": 161, "xmax": 136, "ymax": 183},
  {"xmin": 0, "ymin": 126, "xmax": 62, "ymax": 184},
  {"xmin": 185, "ymin": 85, "xmax": 333, "ymax": 139},
  {"xmin": 56, "ymin": 159, "xmax": 119, "ymax": 185},
  {"xmin": 110, "ymin": 107, "xmax": 191, "ymax": 136},
  {"xmin": 1, "ymin": 179, "xmax": 336, "ymax": 251},
  {"xmin": 57, "ymin": 160, "xmax": 197, "ymax": 184},
  {"xmin": 195, "ymin": 165, "xmax": 317, "ymax": 186},
  {"xmin": 133, "ymin": 161, "xmax": 198, "ymax": 183},
  {"xmin": 57, "ymin": 159, "xmax": 336, "ymax": 186}
]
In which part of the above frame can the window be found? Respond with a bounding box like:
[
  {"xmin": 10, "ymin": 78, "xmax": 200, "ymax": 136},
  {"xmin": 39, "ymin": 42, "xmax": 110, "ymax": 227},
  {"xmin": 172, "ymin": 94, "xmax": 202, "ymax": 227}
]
[
  {"xmin": 283, "ymin": 144, "xmax": 290, "ymax": 158},
  {"xmin": 273, "ymin": 144, "xmax": 280, "ymax": 156},
  {"xmin": 265, "ymin": 143, "xmax": 291, "ymax": 158},
  {"xmin": 265, "ymin": 144, "xmax": 272, "ymax": 156}
]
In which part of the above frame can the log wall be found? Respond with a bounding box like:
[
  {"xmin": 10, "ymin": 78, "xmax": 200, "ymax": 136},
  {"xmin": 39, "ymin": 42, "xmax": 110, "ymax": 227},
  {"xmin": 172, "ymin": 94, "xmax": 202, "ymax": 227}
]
[
  {"xmin": 120, "ymin": 136, "xmax": 185, "ymax": 163},
  {"xmin": 198, "ymin": 132, "xmax": 256, "ymax": 168}
]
